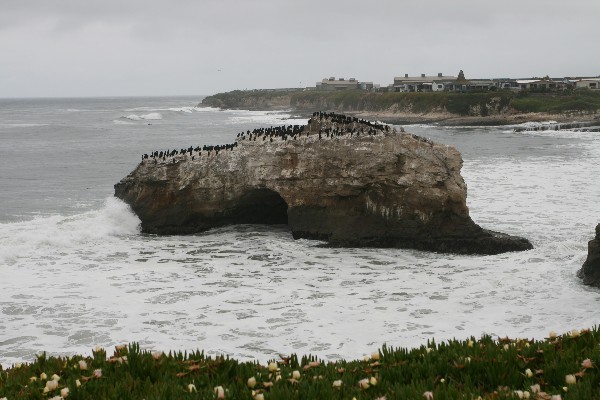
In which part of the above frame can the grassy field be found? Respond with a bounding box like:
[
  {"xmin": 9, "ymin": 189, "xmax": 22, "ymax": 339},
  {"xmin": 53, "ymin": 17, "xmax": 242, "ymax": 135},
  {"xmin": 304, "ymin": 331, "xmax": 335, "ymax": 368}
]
[{"xmin": 2, "ymin": 327, "xmax": 599, "ymax": 399}]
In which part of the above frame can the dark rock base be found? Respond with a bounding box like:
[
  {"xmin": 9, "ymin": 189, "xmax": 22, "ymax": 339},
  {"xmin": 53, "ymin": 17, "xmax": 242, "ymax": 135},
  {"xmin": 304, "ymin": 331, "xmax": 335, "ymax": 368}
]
[{"xmin": 578, "ymin": 224, "xmax": 600, "ymax": 287}]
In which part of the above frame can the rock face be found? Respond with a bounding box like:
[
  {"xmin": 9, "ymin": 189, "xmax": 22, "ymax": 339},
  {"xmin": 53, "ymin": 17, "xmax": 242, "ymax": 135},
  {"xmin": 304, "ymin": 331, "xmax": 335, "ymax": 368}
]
[
  {"xmin": 578, "ymin": 224, "xmax": 600, "ymax": 287},
  {"xmin": 114, "ymin": 113, "xmax": 533, "ymax": 255}
]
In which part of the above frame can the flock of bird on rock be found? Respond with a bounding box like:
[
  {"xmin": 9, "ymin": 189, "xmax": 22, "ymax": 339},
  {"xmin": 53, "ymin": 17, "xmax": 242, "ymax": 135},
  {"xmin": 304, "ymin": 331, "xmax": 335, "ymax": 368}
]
[{"xmin": 141, "ymin": 111, "xmax": 411, "ymax": 165}]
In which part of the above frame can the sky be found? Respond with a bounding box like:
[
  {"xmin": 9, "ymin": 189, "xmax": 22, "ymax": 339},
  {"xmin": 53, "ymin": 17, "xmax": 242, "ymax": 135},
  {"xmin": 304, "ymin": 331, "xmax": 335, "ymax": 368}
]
[{"xmin": 1, "ymin": 0, "xmax": 599, "ymax": 98}]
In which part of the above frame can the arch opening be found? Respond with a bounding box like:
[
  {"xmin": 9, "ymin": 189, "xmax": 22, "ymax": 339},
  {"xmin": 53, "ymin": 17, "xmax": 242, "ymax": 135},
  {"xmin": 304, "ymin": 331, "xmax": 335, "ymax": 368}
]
[{"xmin": 228, "ymin": 188, "xmax": 288, "ymax": 225}]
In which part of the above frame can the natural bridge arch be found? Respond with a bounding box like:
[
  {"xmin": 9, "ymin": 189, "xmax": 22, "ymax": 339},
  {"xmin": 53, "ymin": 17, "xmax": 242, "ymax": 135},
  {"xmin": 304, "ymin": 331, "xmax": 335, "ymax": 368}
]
[{"xmin": 226, "ymin": 188, "xmax": 288, "ymax": 225}]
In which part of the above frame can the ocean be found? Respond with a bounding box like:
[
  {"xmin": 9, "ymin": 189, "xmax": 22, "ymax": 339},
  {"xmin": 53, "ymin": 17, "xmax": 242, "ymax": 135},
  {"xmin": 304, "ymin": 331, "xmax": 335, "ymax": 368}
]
[{"xmin": 0, "ymin": 96, "xmax": 598, "ymax": 368}]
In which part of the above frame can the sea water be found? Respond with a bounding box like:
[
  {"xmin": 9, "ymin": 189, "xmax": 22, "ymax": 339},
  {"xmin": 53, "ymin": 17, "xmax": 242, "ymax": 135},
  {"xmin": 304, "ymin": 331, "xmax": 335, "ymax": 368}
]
[{"xmin": 0, "ymin": 96, "xmax": 599, "ymax": 368}]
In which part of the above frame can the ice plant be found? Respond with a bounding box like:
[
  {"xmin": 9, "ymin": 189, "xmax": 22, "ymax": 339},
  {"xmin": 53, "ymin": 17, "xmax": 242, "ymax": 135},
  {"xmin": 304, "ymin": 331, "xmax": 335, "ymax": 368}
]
[
  {"xmin": 525, "ymin": 368, "xmax": 533, "ymax": 378},
  {"xmin": 188, "ymin": 383, "xmax": 196, "ymax": 393},
  {"xmin": 549, "ymin": 331, "xmax": 557, "ymax": 339},
  {"xmin": 51, "ymin": 374, "xmax": 60, "ymax": 381},
  {"xmin": 152, "ymin": 351, "xmax": 163, "ymax": 360},
  {"xmin": 423, "ymin": 391, "xmax": 434, "ymax": 400},
  {"xmin": 582, "ymin": 358, "xmax": 593, "ymax": 369},
  {"xmin": 75, "ymin": 380, "xmax": 81, "ymax": 388},
  {"xmin": 332, "ymin": 380, "xmax": 342, "ymax": 388},
  {"xmin": 359, "ymin": 378, "xmax": 370, "ymax": 389},
  {"xmin": 570, "ymin": 329, "xmax": 580, "ymax": 338},
  {"xmin": 268, "ymin": 362, "xmax": 278, "ymax": 372},
  {"xmin": 253, "ymin": 394, "xmax": 264, "ymax": 400},
  {"xmin": 247, "ymin": 376, "xmax": 257, "ymax": 388},
  {"xmin": 370, "ymin": 376, "xmax": 378, "ymax": 386},
  {"xmin": 61, "ymin": 387, "xmax": 69, "ymax": 398},
  {"xmin": 93, "ymin": 369, "xmax": 102, "ymax": 378},
  {"xmin": 214, "ymin": 385, "xmax": 225, "ymax": 399},
  {"xmin": 40, "ymin": 372, "xmax": 47, "ymax": 380},
  {"xmin": 467, "ymin": 340, "xmax": 474, "ymax": 348},
  {"xmin": 371, "ymin": 351, "xmax": 380, "ymax": 360},
  {"xmin": 79, "ymin": 360, "xmax": 87, "ymax": 370},
  {"xmin": 292, "ymin": 370, "xmax": 301, "ymax": 380},
  {"xmin": 565, "ymin": 374, "xmax": 576, "ymax": 385}
]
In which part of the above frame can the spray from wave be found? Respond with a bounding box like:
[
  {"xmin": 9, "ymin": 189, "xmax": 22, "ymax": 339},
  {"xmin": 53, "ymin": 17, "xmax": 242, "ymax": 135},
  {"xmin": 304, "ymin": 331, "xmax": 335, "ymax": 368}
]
[{"xmin": 0, "ymin": 198, "xmax": 140, "ymax": 266}]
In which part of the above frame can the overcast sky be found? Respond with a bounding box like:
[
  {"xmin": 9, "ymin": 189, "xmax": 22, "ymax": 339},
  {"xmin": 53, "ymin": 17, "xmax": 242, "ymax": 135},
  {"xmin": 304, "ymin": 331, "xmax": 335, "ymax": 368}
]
[{"xmin": 1, "ymin": 0, "xmax": 599, "ymax": 98}]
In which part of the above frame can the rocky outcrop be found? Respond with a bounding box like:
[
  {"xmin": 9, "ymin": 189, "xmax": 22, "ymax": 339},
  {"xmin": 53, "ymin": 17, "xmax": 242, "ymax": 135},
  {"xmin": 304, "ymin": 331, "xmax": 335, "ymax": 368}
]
[
  {"xmin": 114, "ymin": 113, "xmax": 533, "ymax": 255},
  {"xmin": 578, "ymin": 224, "xmax": 600, "ymax": 287}
]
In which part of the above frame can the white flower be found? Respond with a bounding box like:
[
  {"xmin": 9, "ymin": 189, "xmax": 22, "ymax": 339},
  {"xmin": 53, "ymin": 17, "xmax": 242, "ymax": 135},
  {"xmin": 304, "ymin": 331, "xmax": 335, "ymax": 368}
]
[
  {"xmin": 247, "ymin": 376, "xmax": 257, "ymax": 388},
  {"xmin": 581, "ymin": 358, "xmax": 593, "ymax": 369},
  {"xmin": 570, "ymin": 329, "xmax": 580, "ymax": 338},
  {"xmin": 525, "ymin": 368, "xmax": 533, "ymax": 378},
  {"xmin": 0, "ymin": 397, "xmax": 7, "ymax": 400},
  {"xmin": 370, "ymin": 376, "xmax": 378, "ymax": 386},
  {"xmin": 61, "ymin": 387, "xmax": 70, "ymax": 398},
  {"xmin": 530, "ymin": 384, "xmax": 540, "ymax": 393},
  {"xmin": 79, "ymin": 360, "xmax": 88, "ymax": 370},
  {"xmin": 50, "ymin": 396, "xmax": 62, "ymax": 400},
  {"xmin": 358, "ymin": 378, "xmax": 370, "ymax": 389},
  {"xmin": 523, "ymin": 391, "xmax": 530, "ymax": 399},
  {"xmin": 292, "ymin": 370, "xmax": 301, "ymax": 380},
  {"xmin": 94, "ymin": 346, "xmax": 103, "ymax": 352},
  {"xmin": 440, "ymin": 378, "xmax": 445, "ymax": 383},
  {"xmin": 503, "ymin": 344, "xmax": 509, "ymax": 351},
  {"xmin": 14, "ymin": 362, "xmax": 22, "ymax": 368},
  {"xmin": 551, "ymin": 395, "xmax": 562, "ymax": 400},
  {"xmin": 562, "ymin": 386, "xmax": 568, "ymax": 392},
  {"xmin": 45, "ymin": 379, "xmax": 59, "ymax": 391},
  {"xmin": 565, "ymin": 374, "xmax": 576, "ymax": 385},
  {"xmin": 30, "ymin": 376, "xmax": 37, "ymax": 382},
  {"xmin": 76, "ymin": 380, "xmax": 81, "ymax": 388},
  {"xmin": 467, "ymin": 340, "xmax": 474, "ymax": 348},
  {"xmin": 40, "ymin": 372, "xmax": 48, "ymax": 380},
  {"xmin": 51, "ymin": 374, "xmax": 61, "ymax": 382},
  {"xmin": 514, "ymin": 390, "xmax": 524, "ymax": 399},
  {"xmin": 332, "ymin": 380, "xmax": 342, "ymax": 388},
  {"xmin": 188, "ymin": 383, "xmax": 196, "ymax": 393},
  {"xmin": 423, "ymin": 391, "xmax": 434, "ymax": 400},
  {"xmin": 152, "ymin": 351, "xmax": 163, "ymax": 360},
  {"xmin": 214, "ymin": 385, "xmax": 225, "ymax": 399},
  {"xmin": 425, "ymin": 347, "xmax": 433, "ymax": 353},
  {"xmin": 549, "ymin": 331, "xmax": 557, "ymax": 339},
  {"xmin": 115, "ymin": 344, "xmax": 127, "ymax": 351},
  {"xmin": 253, "ymin": 394, "xmax": 264, "ymax": 400},
  {"xmin": 371, "ymin": 351, "xmax": 380, "ymax": 361},
  {"xmin": 268, "ymin": 362, "xmax": 278, "ymax": 372},
  {"xmin": 93, "ymin": 368, "xmax": 102, "ymax": 378}
]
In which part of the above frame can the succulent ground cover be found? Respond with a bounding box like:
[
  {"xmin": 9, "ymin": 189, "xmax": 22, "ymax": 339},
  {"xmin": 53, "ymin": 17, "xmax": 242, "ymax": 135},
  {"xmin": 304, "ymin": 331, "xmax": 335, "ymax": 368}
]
[{"xmin": 1, "ymin": 327, "xmax": 599, "ymax": 399}]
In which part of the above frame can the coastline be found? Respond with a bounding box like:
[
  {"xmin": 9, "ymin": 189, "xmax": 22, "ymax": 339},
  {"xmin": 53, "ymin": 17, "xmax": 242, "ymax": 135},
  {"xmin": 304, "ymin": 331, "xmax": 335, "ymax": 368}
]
[{"xmin": 347, "ymin": 110, "xmax": 600, "ymax": 126}]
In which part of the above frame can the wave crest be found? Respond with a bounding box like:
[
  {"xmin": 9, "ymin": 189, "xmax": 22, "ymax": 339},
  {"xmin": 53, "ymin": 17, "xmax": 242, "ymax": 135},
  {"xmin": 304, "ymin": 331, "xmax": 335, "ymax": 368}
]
[{"xmin": 0, "ymin": 197, "xmax": 140, "ymax": 266}]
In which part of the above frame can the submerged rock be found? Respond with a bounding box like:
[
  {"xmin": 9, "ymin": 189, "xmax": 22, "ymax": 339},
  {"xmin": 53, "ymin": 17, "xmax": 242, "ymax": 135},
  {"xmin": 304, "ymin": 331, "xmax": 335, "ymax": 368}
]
[
  {"xmin": 578, "ymin": 224, "xmax": 600, "ymax": 287},
  {"xmin": 114, "ymin": 113, "xmax": 532, "ymax": 255}
]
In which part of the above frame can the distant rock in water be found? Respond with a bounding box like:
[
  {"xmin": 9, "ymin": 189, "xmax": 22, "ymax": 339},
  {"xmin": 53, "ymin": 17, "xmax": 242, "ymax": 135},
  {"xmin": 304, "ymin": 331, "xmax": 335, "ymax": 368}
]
[
  {"xmin": 578, "ymin": 224, "xmax": 600, "ymax": 287},
  {"xmin": 114, "ymin": 112, "xmax": 533, "ymax": 255}
]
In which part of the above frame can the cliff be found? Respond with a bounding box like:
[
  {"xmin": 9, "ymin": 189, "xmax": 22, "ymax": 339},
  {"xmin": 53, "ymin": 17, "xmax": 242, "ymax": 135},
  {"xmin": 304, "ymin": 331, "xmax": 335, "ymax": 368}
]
[
  {"xmin": 114, "ymin": 112, "xmax": 532, "ymax": 255},
  {"xmin": 578, "ymin": 224, "xmax": 600, "ymax": 287},
  {"xmin": 201, "ymin": 90, "xmax": 600, "ymax": 125}
]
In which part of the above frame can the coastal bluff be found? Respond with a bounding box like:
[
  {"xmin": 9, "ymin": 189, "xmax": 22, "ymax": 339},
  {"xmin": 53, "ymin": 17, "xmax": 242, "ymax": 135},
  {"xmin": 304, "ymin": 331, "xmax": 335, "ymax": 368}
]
[
  {"xmin": 114, "ymin": 113, "xmax": 532, "ymax": 255},
  {"xmin": 578, "ymin": 224, "xmax": 600, "ymax": 287}
]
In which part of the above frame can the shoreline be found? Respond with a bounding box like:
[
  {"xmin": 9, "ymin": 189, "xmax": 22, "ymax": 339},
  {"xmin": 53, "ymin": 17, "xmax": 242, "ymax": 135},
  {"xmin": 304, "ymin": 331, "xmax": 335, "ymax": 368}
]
[{"xmin": 282, "ymin": 109, "xmax": 600, "ymax": 127}]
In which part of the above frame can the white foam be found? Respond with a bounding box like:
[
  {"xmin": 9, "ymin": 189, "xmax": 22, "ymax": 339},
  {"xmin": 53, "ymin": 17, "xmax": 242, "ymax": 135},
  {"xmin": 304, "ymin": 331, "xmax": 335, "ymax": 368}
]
[
  {"xmin": 0, "ymin": 197, "xmax": 140, "ymax": 266},
  {"xmin": 123, "ymin": 112, "xmax": 163, "ymax": 121}
]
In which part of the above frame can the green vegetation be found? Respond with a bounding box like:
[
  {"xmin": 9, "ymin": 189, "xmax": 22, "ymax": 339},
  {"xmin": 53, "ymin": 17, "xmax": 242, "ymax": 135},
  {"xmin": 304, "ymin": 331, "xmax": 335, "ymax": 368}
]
[
  {"xmin": 512, "ymin": 91, "xmax": 600, "ymax": 114},
  {"xmin": 2, "ymin": 327, "xmax": 600, "ymax": 399},
  {"xmin": 201, "ymin": 89, "xmax": 600, "ymax": 116}
]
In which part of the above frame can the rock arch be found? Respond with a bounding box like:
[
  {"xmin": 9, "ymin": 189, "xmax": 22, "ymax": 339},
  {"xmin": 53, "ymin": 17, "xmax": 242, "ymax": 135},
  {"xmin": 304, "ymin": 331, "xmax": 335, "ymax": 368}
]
[{"xmin": 226, "ymin": 188, "xmax": 288, "ymax": 225}]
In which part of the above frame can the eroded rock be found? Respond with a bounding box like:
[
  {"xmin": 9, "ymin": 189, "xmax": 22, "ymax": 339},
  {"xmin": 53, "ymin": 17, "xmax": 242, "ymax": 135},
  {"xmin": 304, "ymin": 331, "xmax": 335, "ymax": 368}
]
[
  {"xmin": 578, "ymin": 224, "xmax": 600, "ymax": 287},
  {"xmin": 114, "ymin": 113, "xmax": 532, "ymax": 255}
]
